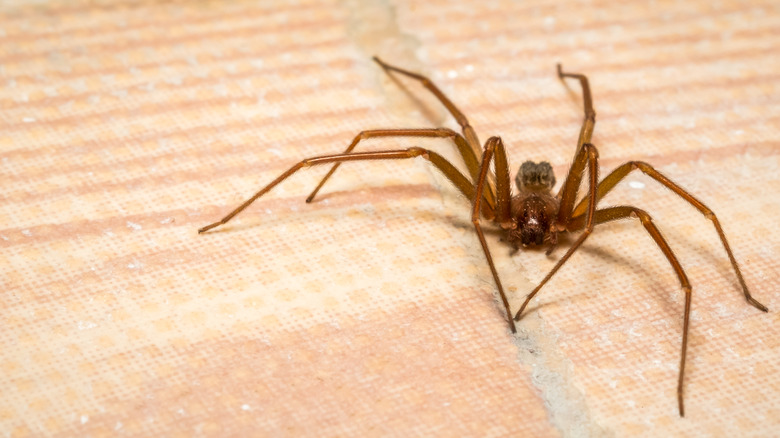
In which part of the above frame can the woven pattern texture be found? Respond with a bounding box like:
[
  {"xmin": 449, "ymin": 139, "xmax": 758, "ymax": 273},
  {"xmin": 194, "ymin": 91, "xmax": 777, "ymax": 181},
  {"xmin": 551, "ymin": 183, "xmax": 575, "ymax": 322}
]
[{"xmin": 2, "ymin": 1, "xmax": 779, "ymax": 437}]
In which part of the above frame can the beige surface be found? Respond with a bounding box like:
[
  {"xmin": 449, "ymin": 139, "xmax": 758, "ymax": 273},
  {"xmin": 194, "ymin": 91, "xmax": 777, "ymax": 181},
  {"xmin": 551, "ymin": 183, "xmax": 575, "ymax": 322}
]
[{"xmin": 1, "ymin": 0, "xmax": 779, "ymax": 436}]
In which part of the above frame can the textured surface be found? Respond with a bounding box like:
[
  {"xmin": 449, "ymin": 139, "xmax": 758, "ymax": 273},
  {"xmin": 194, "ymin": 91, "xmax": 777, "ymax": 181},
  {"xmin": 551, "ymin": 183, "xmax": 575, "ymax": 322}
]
[{"xmin": 1, "ymin": 0, "xmax": 779, "ymax": 437}]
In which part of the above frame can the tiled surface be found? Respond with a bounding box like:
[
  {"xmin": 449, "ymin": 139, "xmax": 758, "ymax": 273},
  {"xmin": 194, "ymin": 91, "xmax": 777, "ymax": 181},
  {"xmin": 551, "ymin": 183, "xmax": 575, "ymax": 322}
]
[{"xmin": 1, "ymin": 1, "xmax": 778, "ymax": 436}]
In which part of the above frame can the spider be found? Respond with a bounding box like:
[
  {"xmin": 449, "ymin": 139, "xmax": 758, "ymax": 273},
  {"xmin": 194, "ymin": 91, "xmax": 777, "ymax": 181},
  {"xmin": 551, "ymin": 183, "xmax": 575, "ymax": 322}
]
[{"xmin": 198, "ymin": 57, "xmax": 768, "ymax": 417}]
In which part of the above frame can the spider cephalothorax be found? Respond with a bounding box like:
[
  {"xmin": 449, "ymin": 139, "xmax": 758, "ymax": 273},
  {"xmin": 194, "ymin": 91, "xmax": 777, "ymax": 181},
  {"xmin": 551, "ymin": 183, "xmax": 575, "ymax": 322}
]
[
  {"xmin": 508, "ymin": 195, "xmax": 558, "ymax": 247},
  {"xmin": 199, "ymin": 57, "xmax": 768, "ymax": 417}
]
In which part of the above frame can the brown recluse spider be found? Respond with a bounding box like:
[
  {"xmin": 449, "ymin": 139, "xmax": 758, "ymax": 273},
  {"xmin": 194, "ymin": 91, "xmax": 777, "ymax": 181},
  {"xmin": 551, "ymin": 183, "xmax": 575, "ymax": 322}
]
[{"xmin": 198, "ymin": 57, "xmax": 768, "ymax": 417}]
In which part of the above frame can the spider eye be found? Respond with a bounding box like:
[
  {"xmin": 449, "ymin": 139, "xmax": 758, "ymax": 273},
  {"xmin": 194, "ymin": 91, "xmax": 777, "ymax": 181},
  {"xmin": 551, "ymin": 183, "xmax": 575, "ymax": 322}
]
[{"xmin": 516, "ymin": 161, "xmax": 556, "ymax": 191}]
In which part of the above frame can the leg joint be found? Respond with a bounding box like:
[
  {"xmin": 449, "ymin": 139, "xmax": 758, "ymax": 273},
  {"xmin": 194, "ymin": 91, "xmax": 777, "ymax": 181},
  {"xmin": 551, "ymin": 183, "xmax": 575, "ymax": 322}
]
[
  {"xmin": 628, "ymin": 207, "xmax": 653, "ymax": 224},
  {"xmin": 436, "ymin": 127, "xmax": 457, "ymax": 136},
  {"xmin": 408, "ymin": 147, "xmax": 428, "ymax": 158},
  {"xmin": 582, "ymin": 142, "xmax": 599, "ymax": 158}
]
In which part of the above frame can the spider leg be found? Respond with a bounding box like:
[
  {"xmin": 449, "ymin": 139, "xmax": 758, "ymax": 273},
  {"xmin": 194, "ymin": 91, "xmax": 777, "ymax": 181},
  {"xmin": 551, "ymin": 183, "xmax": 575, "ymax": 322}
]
[
  {"xmin": 306, "ymin": 128, "xmax": 487, "ymax": 216},
  {"xmin": 570, "ymin": 161, "xmax": 768, "ymax": 313},
  {"xmin": 565, "ymin": 206, "xmax": 694, "ymax": 417},
  {"xmin": 556, "ymin": 64, "xmax": 597, "ymax": 199},
  {"xmin": 492, "ymin": 134, "xmax": 513, "ymax": 227},
  {"xmin": 373, "ymin": 56, "xmax": 497, "ymax": 208},
  {"xmin": 513, "ymin": 143, "xmax": 600, "ymax": 322},
  {"xmin": 472, "ymin": 137, "xmax": 516, "ymax": 333},
  {"xmin": 199, "ymin": 148, "xmax": 479, "ymax": 233},
  {"xmin": 557, "ymin": 125, "xmax": 600, "ymax": 224},
  {"xmin": 471, "ymin": 137, "xmax": 517, "ymax": 333}
]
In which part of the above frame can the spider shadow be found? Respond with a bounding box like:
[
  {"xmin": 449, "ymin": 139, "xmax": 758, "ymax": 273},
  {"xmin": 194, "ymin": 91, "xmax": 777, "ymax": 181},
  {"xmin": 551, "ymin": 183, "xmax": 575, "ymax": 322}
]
[
  {"xmin": 198, "ymin": 186, "xmax": 437, "ymax": 235},
  {"xmin": 383, "ymin": 71, "xmax": 446, "ymax": 127},
  {"xmin": 558, "ymin": 74, "xmax": 583, "ymax": 110},
  {"xmin": 522, "ymin": 245, "xmax": 681, "ymax": 322},
  {"xmin": 447, "ymin": 217, "xmax": 682, "ymax": 319},
  {"xmin": 204, "ymin": 190, "xmax": 720, "ymax": 324}
]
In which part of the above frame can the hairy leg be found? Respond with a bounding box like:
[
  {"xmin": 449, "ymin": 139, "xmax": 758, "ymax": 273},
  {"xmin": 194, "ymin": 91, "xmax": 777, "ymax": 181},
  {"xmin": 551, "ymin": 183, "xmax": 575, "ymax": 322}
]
[
  {"xmin": 374, "ymin": 56, "xmax": 496, "ymax": 208},
  {"xmin": 571, "ymin": 161, "xmax": 767, "ymax": 312},
  {"xmin": 557, "ymin": 63, "xmax": 597, "ymax": 160},
  {"xmin": 199, "ymin": 148, "xmax": 483, "ymax": 233},
  {"xmin": 306, "ymin": 128, "xmax": 481, "ymax": 203},
  {"xmin": 565, "ymin": 206, "xmax": 695, "ymax": 416},
  {"xmin": 471, "ymin": 137, "xmax": 516, "ymax": 333}
]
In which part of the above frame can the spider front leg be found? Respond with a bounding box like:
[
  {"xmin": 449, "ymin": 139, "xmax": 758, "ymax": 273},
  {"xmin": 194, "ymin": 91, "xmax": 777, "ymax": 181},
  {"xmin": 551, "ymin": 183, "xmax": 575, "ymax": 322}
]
[
  {"xmin": 570, "ymin": 161, "xmax": 768, "ymax": 313},
  {"xmin": 471, "ymin": 137, "xmax": 514, "ymax": 333},
  {"xmin": 373, "ymin": 56, "xmax": 497, "ymax": 206},
  {"xmin": 513, "ymin": 142, "xmax": 600, "ymax": 321},
  {"xmin": 373, "ymin": 57, "xmax": 483, "ymax": 160},
  {"xmin": 199, "ymin": 148, "xmax": 477, "ymax": 233},
  {"xmin": 556, "ymin": 63, "xmax": 596, "ymax": 182}
]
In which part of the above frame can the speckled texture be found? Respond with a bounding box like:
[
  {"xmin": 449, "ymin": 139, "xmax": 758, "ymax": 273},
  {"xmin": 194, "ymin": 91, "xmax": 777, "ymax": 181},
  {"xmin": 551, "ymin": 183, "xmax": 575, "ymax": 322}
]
[{"xmin": 1, "ymin": 1, "xmax": 778, "ymax": 437}]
